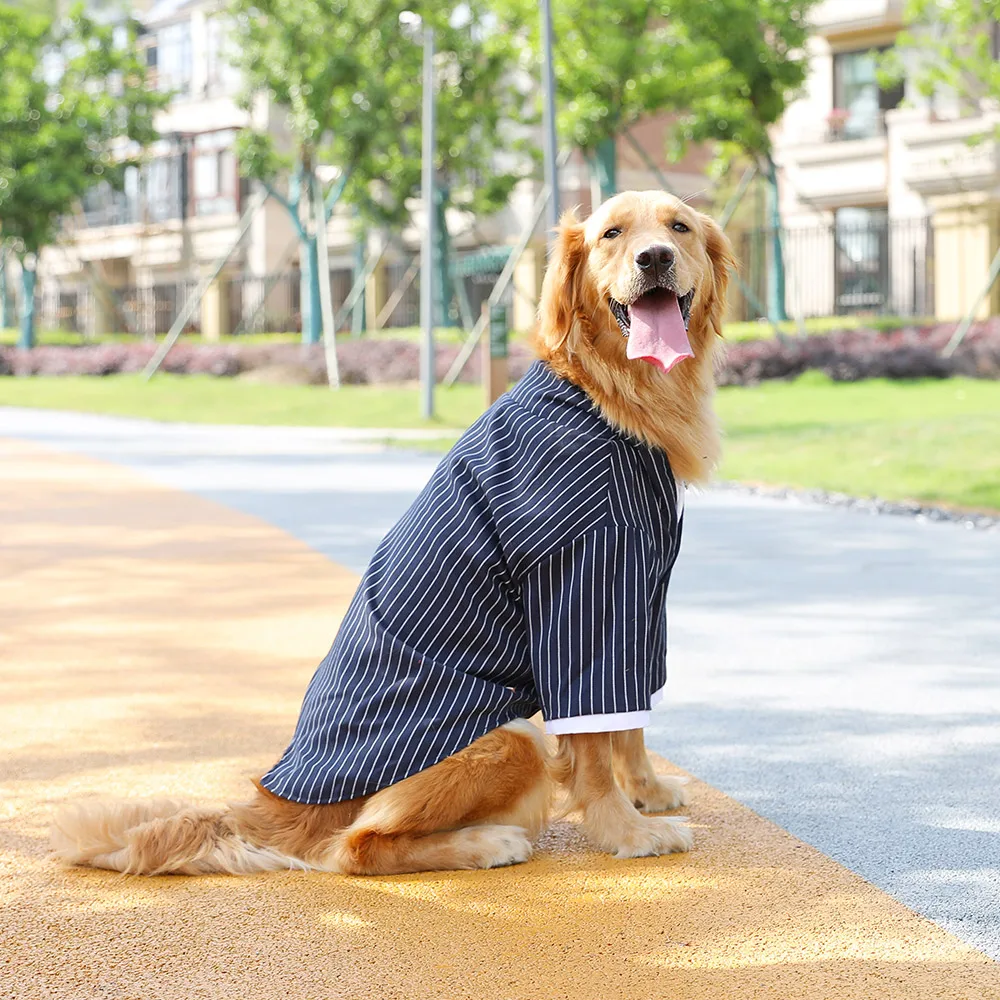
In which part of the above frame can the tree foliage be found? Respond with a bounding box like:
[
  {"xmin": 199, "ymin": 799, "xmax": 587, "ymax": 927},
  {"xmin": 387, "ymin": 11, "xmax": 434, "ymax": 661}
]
[
  {"xmin": 228, "ymin": 0, "xmax": 534, "ymax": 227},
  {"xmin": 0, "ymin": 3, "xmax": 166, "ymax": 256},
  {"xmin": 496, "ymin": 0, "xmax": 818, "ymax": 322},
  {"xmin": 883, "ymin": 0, "xmax": 1000, "ymax": 114},
  {"xmin": 497, "ymin": 0, "xmax": 818, "ymax": 168}
]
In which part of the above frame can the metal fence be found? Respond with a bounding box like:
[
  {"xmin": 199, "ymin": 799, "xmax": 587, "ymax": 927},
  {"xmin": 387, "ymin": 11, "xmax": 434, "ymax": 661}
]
[
  {"xmin": 29, "ymin": 250, "xmax": 513, "ymax": 338},
  {"xmin": 737, "ymin": 218, "xmax": 934, "ymax": 321},
  {"xmin": 38, "ymin": 281, "xmax": 88, "ymax": 335},
  {"xmin": 37, "ymin": 279, "xmax": 202, "ymax": 337},
  {"xmin": 378, "ymin": 250, "xmax": 512, "ymax": 331}
]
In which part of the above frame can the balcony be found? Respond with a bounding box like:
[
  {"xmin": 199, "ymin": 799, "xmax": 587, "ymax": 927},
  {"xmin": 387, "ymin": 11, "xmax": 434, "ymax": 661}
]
[
  {"xmin": 782, "ymin": 130, "xmax": 888, "ymax": 209},
  {"xmin": 900, "ymin": 116, "xmax": 1000, "ymax": 197},
  {"xmin": 79, "ymin": 156, "xmax": 186, "ymax": 231},
  {"xmin": 811, "ymin": 0, "xmax": 904, "ymax": 34},
  {"xmin": 826, "ymin": 109, "xmax": 887, "ymax": 143}
]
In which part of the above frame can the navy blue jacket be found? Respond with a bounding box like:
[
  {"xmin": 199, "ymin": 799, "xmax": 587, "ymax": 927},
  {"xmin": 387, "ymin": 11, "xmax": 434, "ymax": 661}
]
[{"xmin": 261, "ymin": 361, "xmax": 684, "ymax": 803}]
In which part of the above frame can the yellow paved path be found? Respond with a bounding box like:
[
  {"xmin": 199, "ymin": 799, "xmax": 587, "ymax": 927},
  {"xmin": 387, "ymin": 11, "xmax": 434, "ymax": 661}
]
[{"xmin": 1, "ymin": 438, "xmax": 998, "ymax": 1000}]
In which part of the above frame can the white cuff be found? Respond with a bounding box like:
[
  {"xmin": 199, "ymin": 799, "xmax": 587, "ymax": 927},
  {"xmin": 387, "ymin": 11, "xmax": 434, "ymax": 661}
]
[{"xmin": 543, "ymin": 684, "xmax": 667, "ymax": 735}]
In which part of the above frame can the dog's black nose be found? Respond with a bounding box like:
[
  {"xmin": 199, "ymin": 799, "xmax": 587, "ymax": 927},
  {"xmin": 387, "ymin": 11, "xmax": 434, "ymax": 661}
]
[{"xmin": 635, "ymin": 245, "xmax": 675, "ymax": 271}]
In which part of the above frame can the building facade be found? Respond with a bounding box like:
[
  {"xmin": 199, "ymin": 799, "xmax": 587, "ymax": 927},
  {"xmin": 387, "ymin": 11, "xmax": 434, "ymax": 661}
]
[{"xmin": 768, "ymin": 0, "xmax": 1000, "ymax": 321}]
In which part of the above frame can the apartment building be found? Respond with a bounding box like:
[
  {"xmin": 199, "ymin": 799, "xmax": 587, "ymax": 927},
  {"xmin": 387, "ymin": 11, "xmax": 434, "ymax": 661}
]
[
  {"xmin": 33, "ymin": 0, "xmax": 711, "ymax": 338},
  {"xmin": 38, "ymin": 0, "xmax": 301, "ymax": 338},
  {"xmin": 768, "ymin": 0, "xmax": 1000, "ymax": 321}
]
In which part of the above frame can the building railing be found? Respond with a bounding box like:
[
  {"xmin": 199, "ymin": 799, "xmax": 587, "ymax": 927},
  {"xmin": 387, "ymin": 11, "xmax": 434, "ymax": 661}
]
[
  {"xmin": 825, "ymin": 109, "xmax": 887, "ymax": 143},
  {"xmin": 80, "ymin": 158, "xmax": 186, "ymax": 228},
  {"xmin": 37, "ymin": 279, "xmax": 203, "ymax": 337},
  {"xmin": 736, "ymin": 217, "xmax": 934, "ymax": 321},
  {"xmin": 33, "ymin": 252, "xmax": 514, "ymax": 338}
]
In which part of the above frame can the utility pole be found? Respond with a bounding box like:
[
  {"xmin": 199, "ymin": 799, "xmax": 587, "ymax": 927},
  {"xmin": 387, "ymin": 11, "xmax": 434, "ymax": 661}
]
[
  {"xmin": 540, "ymin": 0, "xmax": 560, "ymax": 238},
  {"xmin": 419, "ymin": 23, "xmax": 436, "ymax": 420}
]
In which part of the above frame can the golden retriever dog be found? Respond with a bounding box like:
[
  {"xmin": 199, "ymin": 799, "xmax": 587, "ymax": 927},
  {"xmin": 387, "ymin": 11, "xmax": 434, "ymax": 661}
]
[{"xmin": 51, "ymin": 190, "xmax": 734, "ymax": 876}]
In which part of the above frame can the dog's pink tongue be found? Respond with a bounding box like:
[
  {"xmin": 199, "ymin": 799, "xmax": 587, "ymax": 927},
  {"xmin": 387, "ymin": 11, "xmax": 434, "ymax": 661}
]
[{"xmin": 626, "ymin": 291, "xmax": 693, "ymax": 374}]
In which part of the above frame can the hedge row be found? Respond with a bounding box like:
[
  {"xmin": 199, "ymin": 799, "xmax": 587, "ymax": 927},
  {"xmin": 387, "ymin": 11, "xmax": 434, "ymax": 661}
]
[
  {"xmin": 718, "ymin": 320, "xmax": 1000, "ymax": 385},
  {"xmin": 2, "ymin": 320, "xmax": 999, "ymax": 383},
  {"xmin": 0, "ymin": 339, "xmax": 536, "ymax": 384}
]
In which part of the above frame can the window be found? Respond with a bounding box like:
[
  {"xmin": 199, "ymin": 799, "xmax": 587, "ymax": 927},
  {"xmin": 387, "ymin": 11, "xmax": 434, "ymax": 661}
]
[
  {"xmin": 832, "ymin": 48, "xmax": 903, "ymax": 140},
  {"xmin": 124, "ymin": 164, "xmax": 141, "ymax": 222},
  {"xmin": 834, "ymin": 206, "xmax": 889, "ymax": 313},
  {"xmin": 191, "ymin": 130, "xmax": 237, "ymax": 216},
  {"xmin": 205, "ymin": 17, "xmax": 240, "ymax": 96},
  {"xmin": 145, "ymin": 157, "xmax": 183, "ymax": 222},
  {"xmin": 156, "ymin": 21, "xmax": 193, "ymax": 96}
]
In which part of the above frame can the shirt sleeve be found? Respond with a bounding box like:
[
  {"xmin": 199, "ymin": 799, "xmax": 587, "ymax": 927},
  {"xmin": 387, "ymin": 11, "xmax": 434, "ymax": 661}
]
[{"xmin": 521, "ymin": 524, "xmax": 668, "ymax": 734}]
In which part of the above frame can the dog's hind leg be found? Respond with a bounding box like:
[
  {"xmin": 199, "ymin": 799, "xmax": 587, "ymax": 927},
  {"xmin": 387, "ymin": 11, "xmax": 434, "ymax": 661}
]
[
  {"xmin": 328, "ymin": 719, "xmax": 551, "ymax": 875},
  {"xmin": 610, "ymin": 729, "xmax": 688, "ymax": 813},
  {"xmin": 52, "ymin": 721, "xmax": 549, "ymax": 876}
]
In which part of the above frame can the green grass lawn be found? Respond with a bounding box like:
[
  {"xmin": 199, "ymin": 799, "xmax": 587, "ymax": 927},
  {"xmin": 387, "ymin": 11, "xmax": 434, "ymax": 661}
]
[
  {"xmin": 715, "ymin": 373, "xmax": 1000, "ymax": 512},
  {"xmin": 0, "ymin": 372, "xmax": 482, "ymax": 430},
  {"xmin": 1, "ymin": 371, "xmax": 997, "ymax": 512}
]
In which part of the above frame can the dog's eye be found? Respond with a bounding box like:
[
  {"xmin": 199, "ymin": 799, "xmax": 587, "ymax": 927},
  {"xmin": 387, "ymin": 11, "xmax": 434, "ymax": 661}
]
[
  {"xmin": 671, "ymin": 222, "xmax": 690, "ymax": 233},
  {"xmin": 602, "ymin": 227, "xmax": 622, "ymax": 240}
]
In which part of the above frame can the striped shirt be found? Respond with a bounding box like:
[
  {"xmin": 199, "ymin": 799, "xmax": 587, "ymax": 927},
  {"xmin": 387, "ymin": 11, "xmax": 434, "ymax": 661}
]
[{"xmin": 261, "ymin": 361, "xmax": 684, "ymax": 804}]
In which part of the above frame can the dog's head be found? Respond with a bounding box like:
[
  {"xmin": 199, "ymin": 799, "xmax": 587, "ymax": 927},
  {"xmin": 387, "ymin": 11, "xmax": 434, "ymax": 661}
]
[
  {"xmin": 534, "ymin": 190, "xmax": 736, "ymax": 482},
  {"xmin": 537, "ymin": 190, "xmax": 734, "ymax": 374}
]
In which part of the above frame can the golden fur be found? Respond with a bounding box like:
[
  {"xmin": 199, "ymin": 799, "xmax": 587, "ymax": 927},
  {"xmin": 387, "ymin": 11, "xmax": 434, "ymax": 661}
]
[
  {"xmin": 534, "ymin": 190, "xmax": 734, "ymax": 484},
  {"xmin": 50, "ymin": 191, "xmax": 732, "ymax": 876}
]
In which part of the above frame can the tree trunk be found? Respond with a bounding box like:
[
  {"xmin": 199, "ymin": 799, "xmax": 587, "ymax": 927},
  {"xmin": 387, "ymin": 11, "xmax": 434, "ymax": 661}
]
[
  {"xmin": 590, "ymin": 137, "xmax": 617, "ymax": 208},
  {"xmin": 0, "ymin": 250, "xmax": 14, "ymax": 330},
  {"xmin": 301, "ymin": 232, "xmax": 322, "ymax": 345},
  {"xmin": 351, "ymin": 232, "xmax": 366, "ymax": 337},
  {"xmin": 433, "ymin": 190, "xmax": 457, "ymax": 330},
  {"xmin": 765, "ymin": 159, "xmax": 788, "ymax": 323},
  {"xmin": 19, "ymin": 260, "xmax": 37, "ymax": 349}
]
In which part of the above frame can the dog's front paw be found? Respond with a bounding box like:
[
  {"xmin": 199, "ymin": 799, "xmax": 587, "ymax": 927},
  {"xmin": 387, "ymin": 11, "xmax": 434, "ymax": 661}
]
[
  {"xmin": 611, "ymin": 816, "xmax": 693, "ymax": 858},
  {"xmin": 629, "ymin": 775, "xmax": 689, "ymax": 814}
]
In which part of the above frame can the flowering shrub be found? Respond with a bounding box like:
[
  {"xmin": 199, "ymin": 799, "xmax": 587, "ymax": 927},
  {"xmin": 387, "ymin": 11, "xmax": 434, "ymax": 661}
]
[
  {"xmin": 0, "ymin": 338, "xmax": 537, "ymax": 384},
  {"xmin": 2, "ymin": 321, "xmax": 998, "ymax": 384},
  {"xmin": 717, "ymin": 320, "xmax": 1000, "ymax": 385}
]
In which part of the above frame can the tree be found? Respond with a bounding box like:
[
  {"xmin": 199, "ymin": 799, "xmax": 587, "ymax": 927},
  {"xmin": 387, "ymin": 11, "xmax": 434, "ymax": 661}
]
[
  {"xmin": 0, "ymin": 4, "xmax": 166, "ymax": 347},
  {"xmin": 882, "ymin": 1, "xmax": 1000, "ymax": 115},
  {"xmin": 663, "ymin": 0, "xmax": 819, "ymax": 322},
  {"xmin": 499, "ymin": 0, "xmax": 819, "ymax": 320},
  {"xmin": 228, "ymin": 0, "xmax": 533, "ymax": 343}
]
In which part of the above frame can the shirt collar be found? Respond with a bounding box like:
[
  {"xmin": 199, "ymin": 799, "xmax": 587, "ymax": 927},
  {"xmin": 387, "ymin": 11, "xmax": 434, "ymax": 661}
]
[
  {"xmin": 510, "ymin": 362, "xmax": 678, "ymax": 485},
  {"xmin": 509, "ymin": 361, "xmax": 611, "ymax": 431}
]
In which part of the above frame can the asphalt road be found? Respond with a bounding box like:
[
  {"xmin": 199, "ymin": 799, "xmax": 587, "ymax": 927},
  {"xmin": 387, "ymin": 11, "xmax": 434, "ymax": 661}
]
[{"xmin": 3, "ymin": 406, "xmax": 998, "ymax": 961}]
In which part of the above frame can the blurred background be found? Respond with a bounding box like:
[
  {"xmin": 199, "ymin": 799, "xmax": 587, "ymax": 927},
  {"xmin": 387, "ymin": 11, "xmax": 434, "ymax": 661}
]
[{"xmin": 1, "ymin": 0, "xmax": 998, "ymax": 512}]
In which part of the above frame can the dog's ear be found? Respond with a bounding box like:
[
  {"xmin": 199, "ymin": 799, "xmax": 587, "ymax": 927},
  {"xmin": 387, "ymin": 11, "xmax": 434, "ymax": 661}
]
[
  {"xmin": 537, "ymin": 210, "xmax": 587, "ymax": 352},
  {"xmin": 700, "ymin": 216, "xmax": 737, "ymax": 339}
]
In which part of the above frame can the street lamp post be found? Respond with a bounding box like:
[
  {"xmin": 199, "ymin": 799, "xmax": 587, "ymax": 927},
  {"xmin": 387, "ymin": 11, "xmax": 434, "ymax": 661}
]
[
  {"xmin": 540, "ymin": 0, "xmax": 560, "ymax": 237},
  {"xmin": 419, "ymin": 24, "xmax": 436, "ymax": 420}
]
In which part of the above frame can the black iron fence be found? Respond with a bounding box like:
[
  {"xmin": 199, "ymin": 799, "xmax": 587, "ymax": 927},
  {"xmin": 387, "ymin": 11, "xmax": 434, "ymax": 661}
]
[
  {"xmin": 737, "ymin": 218, "xmax": 934, "ymax": 321},
  {"xmin": 37, "ymin": 279, "xmax": 202, "ymax": 337},
  {"xmin": 30, "ymin": 250, "xmax": 512, "ymax": 338}
]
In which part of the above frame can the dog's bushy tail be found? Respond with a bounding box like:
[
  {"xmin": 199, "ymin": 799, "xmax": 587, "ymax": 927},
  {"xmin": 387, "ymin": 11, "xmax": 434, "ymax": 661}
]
[{"xmin": 50, "ymin": 798, "xmax": 304, "ymax": 876}]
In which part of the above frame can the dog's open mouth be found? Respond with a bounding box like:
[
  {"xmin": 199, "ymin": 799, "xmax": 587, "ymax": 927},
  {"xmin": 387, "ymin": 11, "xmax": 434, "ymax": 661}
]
[
  {"xmin": 609, "ymin": 288, "xmax": 696, "ymax": 375},
  {"xmin": 609, "ymin": 288, "xmax": 694, "ymax": 337}
]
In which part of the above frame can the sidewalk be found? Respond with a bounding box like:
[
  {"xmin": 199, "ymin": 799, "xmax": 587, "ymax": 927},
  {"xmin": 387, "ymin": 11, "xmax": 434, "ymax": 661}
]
[{"xmin": 2, "ymin": 437, "xmax": 997, "ymax": 1000}]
